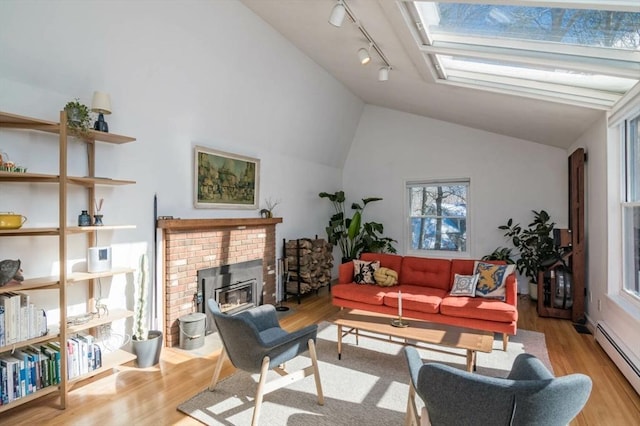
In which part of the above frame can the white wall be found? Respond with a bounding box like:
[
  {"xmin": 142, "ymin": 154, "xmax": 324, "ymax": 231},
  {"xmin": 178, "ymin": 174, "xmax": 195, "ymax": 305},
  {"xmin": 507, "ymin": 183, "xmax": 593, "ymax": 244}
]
[
  {"xmin": 570, "ymin": 103, "xmax": 640, "ymax": 364},
  {"xmin": 343, "ymin": 105, "xmax": 569, "ymax": 289},
  {"xmin": 0, "ymin": 1, "xmax": 363, "ymax": 321}
]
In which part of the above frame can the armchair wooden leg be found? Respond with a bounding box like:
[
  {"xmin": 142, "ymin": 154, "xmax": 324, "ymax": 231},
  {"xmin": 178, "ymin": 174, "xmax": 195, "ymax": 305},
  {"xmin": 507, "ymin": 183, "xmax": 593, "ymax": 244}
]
[
  {"xmin": 308, "ymin": 339, "xmax": 324, "ymax": 405},
  {"xmin": 405, "ymin": 382, "xmax": 419, "ymax": 426},
  {"xmin": 503, "ymin": 333, "xmax": 508, "ymax": 351},
  {"xmin": 209, "ymin": 348, "xmax": 227, "ymax": 391},
  {"xmin": 251, "ymin": 356, "xmax": 271, "ymax": 426}
]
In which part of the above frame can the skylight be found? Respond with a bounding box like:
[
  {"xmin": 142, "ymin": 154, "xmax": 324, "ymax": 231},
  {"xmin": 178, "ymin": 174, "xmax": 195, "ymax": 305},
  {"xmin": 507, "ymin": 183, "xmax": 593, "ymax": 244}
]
[{"xmin": 404, "ymin": 1, "xmax": 640, "ymax": 109}]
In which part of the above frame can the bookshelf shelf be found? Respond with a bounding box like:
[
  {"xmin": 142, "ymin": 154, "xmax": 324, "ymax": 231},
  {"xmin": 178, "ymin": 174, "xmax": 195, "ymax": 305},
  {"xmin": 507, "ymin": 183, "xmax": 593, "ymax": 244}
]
[
  {"xmin": 0, "ymin": 329, "xmax": 60, "ymax": 353},
  {"xmin": 0, "ymin": 385, "xmax": 59, "ymax": 414},
  {"xmin": 67, "ymin": 268, "xmax": 135, "ymax": 284},
  {"xmin": 67, "ymin": 309, "xmax": 134, "ymax": 334},
  {"xmin": 0, "ymin": 277, "xmax": 60, "ymax": 294},
  {"xmin": 67, "ymin": 349, "xmax": 136, "ymax": 384},
  {"xmin": 0, "ymin": 227, "xmax": 60, "ymax": 236}
]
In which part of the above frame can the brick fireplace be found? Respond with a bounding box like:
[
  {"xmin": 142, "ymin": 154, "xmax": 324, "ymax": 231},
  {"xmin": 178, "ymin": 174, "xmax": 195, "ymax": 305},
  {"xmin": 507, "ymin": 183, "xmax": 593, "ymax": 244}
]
[{"xmin": 157, "ymin": 217, "xmax": 282, "ymax": 347}]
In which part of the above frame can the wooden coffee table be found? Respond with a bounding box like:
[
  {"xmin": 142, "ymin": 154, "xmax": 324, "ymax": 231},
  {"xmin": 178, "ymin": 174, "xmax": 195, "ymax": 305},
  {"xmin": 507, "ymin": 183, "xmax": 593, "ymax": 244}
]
[{"xmin": 330, "ymin": 309, "xmax": 494, "ymax": 372}]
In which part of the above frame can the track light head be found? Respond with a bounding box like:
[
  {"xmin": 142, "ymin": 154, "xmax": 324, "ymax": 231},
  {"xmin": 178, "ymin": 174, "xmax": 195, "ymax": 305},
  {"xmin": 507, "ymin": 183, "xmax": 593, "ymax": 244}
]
[
  {"xmin": 328, "ymin": 1, "xmax": 346, "ymax": 27},
  {"xmin": 358, "ymin": 47, "xmax": 371, "ymax": 65},
  {"xmin": 379, "ymin": 66, "xmax": 390, "ymax": 81}
]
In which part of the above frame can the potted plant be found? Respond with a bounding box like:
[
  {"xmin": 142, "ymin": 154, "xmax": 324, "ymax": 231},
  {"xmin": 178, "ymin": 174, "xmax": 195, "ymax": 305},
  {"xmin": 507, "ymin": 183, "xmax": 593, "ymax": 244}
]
[
  {"xmin": 131, "ymin": 253, "xmax": 163, "ymax": 367},
  {"xmin": 64, "ymin": 99, "xmax": 92, "ymax": 136},
  {"xmin": 499, "ymin": 210, "xmax": 561, "ymax": 300},
  {"xmin": 481, "ymin": 246, "xmax": 515, "ymax": 264},
  {"xmin": 319, "ymin": 190, "xmax": 396, "ymax": 262}
]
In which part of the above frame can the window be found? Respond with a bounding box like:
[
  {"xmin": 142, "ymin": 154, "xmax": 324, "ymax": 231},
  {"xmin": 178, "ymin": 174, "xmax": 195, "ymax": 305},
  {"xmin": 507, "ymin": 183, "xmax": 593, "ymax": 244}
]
[
  {"xmin": 407, "ymin": 179, "xmax": 469, "ymax": 254},
  {"xmin": 402, "ymin": 1, "xmax": 640, "ymax": 109},
  {"xmin": 623, "ymin": 113, "xmax": 640, "ymax": 298}
]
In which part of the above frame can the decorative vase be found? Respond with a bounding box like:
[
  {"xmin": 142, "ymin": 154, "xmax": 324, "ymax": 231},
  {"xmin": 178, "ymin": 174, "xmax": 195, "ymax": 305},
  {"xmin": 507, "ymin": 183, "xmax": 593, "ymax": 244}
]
[
  {"xmin": 78, "ymin": 210, "xmax": 91, "ymax": 226},
  {"xmin": 93, "ymin": 214, "xmax": 103, "ymax": 226}
]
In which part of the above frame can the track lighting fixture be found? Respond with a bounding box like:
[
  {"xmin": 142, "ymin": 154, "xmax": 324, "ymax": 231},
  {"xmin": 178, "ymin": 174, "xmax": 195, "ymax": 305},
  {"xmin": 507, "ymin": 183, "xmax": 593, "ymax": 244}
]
[
  {"xmin": 358, "ymin": 44, "xmax": 371, "ymax": 65},
  {"xmin": 328, "ymin": 0, "xmax": 346, "ymax": 27},
  {"xmin": 378, "ymin": 66, "xmax": 390, "ymax": 81},
  {"xmin": 328, "ymin": 0, "xmax": 392, "ymax": 81}
]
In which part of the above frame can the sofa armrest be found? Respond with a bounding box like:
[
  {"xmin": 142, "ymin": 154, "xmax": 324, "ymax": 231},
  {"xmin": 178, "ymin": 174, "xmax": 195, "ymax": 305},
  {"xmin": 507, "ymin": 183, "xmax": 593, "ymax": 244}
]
[{"xmin": 338, "ymin": 261, "xmax": 354, "ymax": 284}]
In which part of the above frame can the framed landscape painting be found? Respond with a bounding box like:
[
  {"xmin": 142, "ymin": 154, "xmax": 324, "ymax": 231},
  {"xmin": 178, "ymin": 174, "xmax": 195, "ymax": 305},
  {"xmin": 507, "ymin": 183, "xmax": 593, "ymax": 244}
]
[{"xmin": 194, "ymin": 145, "xmax": 260, "ymax": 209}]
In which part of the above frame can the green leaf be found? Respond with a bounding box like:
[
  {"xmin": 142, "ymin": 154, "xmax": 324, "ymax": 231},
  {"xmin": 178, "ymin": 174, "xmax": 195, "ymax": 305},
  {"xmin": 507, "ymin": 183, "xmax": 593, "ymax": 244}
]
[
  {"xmin": 348, "ymin": 211, "xmax": 361, "ymax": 240},
  {"xmin": 362, "ymin": 197, "xmax": 383, "ymax": 206}
]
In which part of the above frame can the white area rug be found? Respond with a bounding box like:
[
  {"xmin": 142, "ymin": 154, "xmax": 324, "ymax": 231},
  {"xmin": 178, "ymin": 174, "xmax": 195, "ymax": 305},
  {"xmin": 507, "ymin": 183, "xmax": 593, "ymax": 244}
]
[{"xmin": 177, "ymin": 323, "xmax": 550, "ymax": 425}]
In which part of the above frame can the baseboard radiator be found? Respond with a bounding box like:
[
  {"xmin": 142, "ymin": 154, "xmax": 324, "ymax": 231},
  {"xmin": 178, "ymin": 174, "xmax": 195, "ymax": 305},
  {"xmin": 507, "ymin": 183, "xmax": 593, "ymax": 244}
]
[{"xmin": 595, "ymin": 322, "xmax": 640, "ymax": 395}]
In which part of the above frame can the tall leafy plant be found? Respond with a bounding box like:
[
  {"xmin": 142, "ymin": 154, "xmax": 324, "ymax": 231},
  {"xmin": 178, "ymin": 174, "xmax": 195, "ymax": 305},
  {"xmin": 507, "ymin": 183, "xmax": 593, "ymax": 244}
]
[
  {"xmin": 319, "ymin": 191, "xmax": 396, "ymax": 261},
  {"xmin": 499, "ymin": 210, "xmax": 560, "ymax": 284}
]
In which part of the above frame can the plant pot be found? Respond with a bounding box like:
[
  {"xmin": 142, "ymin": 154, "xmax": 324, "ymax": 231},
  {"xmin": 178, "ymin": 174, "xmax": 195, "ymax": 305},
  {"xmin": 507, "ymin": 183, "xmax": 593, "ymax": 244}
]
[
  {"xmin": 131, "ymin": 330, "xmax": 163, "ymax": 368},
  {"xmin": 529, "ymin": 282, "xmax": 538, "ymax": 301},
  {"xmin": 65, "ymin": 107, "xmax": 82, "ymax": 126}
]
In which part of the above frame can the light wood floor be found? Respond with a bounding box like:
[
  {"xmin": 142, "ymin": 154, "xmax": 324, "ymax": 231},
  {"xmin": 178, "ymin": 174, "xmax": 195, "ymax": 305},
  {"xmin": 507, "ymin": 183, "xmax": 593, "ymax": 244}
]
[{"xmin": 1, "ymin": 290, "xmax": 639, "ymax": 425}]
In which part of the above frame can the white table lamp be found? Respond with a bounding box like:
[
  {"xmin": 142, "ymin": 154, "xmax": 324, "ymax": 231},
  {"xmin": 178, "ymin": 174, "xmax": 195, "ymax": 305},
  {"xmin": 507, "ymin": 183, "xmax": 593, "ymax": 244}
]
[{"xmin": 91, "ymin": 91, "xmax": 112, "ymax": 132}]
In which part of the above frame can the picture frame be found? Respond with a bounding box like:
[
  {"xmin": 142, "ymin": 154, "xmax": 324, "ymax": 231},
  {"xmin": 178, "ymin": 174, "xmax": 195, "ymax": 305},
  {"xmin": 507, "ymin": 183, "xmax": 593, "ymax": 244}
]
[{"xmin": 194, "ymin": 145, "xmax": 260, "ymax": 209}]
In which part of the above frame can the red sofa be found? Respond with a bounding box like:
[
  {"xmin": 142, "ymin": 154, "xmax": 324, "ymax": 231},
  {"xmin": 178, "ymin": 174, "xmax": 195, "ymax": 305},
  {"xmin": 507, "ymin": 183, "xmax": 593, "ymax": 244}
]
[{"xmin": 332, "ymin": 253, "xmax": 518, "ymax": 350}]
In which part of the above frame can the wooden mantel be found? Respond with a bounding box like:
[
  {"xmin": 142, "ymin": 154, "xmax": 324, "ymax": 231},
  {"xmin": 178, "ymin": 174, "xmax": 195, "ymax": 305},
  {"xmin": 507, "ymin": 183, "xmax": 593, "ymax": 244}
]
[{"xmin": 157, "ymin": 217, "xmax": 282, "ymax": 231}]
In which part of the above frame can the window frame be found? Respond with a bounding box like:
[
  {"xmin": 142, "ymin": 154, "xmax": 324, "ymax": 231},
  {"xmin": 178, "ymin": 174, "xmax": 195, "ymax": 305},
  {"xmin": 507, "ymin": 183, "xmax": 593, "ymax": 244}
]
[
  {"xmin": 621, "ymin": 113, "xmax": 640, "ymax": 300},
  {"xmin": 402, "ymin": 0, "xmax": 640, "ymax": 109},
  {"xmin": 405, "ymin": 178, "xmax": 472, "ymax": 258}
]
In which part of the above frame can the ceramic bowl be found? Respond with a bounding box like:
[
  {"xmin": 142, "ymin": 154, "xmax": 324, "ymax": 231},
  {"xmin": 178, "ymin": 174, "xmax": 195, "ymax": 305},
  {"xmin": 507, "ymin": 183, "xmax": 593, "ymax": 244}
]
[{"xmin": 0, "ymin": 212, "xmax": 27, "ymax": 229}]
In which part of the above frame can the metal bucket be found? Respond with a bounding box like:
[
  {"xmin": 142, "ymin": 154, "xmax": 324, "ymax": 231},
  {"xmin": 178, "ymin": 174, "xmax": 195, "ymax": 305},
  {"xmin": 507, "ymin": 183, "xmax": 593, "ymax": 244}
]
[{"xmin": 179, "ymin": 312, "xmax": 206, "ymax": 350}]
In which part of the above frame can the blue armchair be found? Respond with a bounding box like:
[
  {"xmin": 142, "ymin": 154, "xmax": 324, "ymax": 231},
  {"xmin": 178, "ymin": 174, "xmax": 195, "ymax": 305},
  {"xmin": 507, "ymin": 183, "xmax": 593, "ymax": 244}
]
[
  {"xmin": 207, "ymin": 299, "xmax": 324, "ymax": 426},
  {"xmin": 403, "ymin": 346, "xmax": 592, "ymax": 426}
]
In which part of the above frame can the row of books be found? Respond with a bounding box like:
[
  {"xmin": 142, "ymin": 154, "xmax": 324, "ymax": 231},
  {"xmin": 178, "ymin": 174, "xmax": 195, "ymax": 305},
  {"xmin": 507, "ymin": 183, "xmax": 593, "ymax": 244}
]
[
  {"xmin": 0, "ymin": 292, "xmax": 48, "ymax": 347},
  {"xmin": 66, "ymin": 333, "xmax": 102, "ymax": 379},
  {"xmin": 0, "ymin": 341, "xmax": 61, "ymax": 405},
  {"xmin": 0, "ymin": 332, "xmax": 104, "ymax": 406}
]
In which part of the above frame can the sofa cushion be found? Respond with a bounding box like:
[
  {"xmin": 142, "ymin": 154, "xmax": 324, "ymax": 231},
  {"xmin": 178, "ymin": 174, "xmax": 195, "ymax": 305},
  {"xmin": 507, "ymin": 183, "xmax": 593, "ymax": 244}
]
[
  {"xmin": 383, "ymin": 285, "xmax": 447, "ymax": 314},
  {"xmin": 361, "ymin": 253, "xmax": 403, "ymax": 276},
  {"xmin": 474, "ymin": 261, "xmax": 515, "ymax": 301},
  {"xmin": 332, "ymin": 283, "xmax": 386, "ymax": 305},
  {"xmin": 440, "ymin": 296, "xmax": 517, "ymax": 323},
  {"xmin": 353, "ymin": 259, "xmax": 380, "ymax": 284},
  {"xmin": 450, "ymin": 273, "xmax": 479, "ymax": 297},
  {"xmin": 450, "ymin": 259, "xmax": 507, "ymax": 287},
  {"xmin": 374, "ymin": 267, "xmax": 399, "ymax": 286},
  {"xmin": 401, "ymin": 257, "xmax": 451, "ymax": 291}
]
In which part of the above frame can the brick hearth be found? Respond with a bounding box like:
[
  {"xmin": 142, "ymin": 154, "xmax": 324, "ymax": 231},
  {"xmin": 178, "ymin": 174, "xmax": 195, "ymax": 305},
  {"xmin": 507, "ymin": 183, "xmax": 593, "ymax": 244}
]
[{"xmin": 157, "ymin": 217, "xmax": 282, "ymax": 347}]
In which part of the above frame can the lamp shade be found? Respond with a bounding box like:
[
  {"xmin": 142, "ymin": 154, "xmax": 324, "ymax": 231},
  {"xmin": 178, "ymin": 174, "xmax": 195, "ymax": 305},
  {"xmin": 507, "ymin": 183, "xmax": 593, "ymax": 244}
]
[
  {"xmin": 379, "ymin": 67, "xmax": 389, "ymax": 81},
  {"xmin": 358, "ymin": 48, "xmax": 370, "ymax": 65},
  {"xmin": 329, "ymin": 2, "xmax": 346, "ymax": 27},
  {"xmin": 91, "ymin": 91, "xmax": 112, "ymax": 115}
]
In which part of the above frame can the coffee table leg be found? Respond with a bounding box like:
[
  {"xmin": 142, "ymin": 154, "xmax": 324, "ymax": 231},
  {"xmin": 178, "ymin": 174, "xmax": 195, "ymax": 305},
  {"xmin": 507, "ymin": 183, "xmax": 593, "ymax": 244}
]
[
  {"xmin": 337, "ymin": 324, "xmax": 342, "ymax": 360},
  {"xmin": 466, "ymin": 350, "xmax": 476, "ymax": 372}
]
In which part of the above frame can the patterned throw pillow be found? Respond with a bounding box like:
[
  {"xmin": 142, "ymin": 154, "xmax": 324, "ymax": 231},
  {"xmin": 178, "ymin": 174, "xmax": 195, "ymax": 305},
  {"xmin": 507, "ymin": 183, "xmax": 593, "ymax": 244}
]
[
  {"xmin": 450, "ymin": 273, "xmax": 479, "ymax": 297},
  {"xmin": 474, "ymin": 261, "xmax": 515, "ymax": 300},
  {"xmin": 353, "ymin": 260, "xmax": 380, "ymax": 284}
]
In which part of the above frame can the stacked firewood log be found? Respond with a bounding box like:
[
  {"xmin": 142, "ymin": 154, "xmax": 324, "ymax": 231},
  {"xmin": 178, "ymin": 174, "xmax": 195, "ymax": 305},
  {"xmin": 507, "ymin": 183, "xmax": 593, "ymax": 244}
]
[{"xmin": 284, "ymin": 238, "xmax": 333, "ymax": 296}]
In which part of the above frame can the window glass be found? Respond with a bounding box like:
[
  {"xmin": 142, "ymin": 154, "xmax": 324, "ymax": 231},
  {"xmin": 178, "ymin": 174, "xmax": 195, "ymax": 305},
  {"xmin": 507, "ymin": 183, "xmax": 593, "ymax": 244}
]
[
  {"xmin": 408, "ymin": 180, "xmax": 469, "ymax": 253},
  {"xmin": 623, "ymin": 114, "xmax": 640, "ymax": 298},
  {"xmin": 408, "ymin": 2, "xmax": 640, "ymax": 107},
  {"xmin": 421, "ymin": 3, "xmax": 640, "ymax": 50}
]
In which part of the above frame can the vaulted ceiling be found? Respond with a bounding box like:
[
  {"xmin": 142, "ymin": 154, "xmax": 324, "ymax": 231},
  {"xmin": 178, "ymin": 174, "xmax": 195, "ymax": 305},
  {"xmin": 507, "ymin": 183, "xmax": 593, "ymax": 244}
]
[{"xmin": 240, "ymin": 0, "xmax": 638, "ymax": 149}]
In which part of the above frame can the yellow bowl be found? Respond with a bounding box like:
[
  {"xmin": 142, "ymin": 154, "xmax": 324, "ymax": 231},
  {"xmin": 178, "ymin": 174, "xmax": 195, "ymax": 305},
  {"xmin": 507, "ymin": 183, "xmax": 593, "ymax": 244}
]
[{"xmin": 0, "ymin": 213, "xmax": 27, "ymax": 229}]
